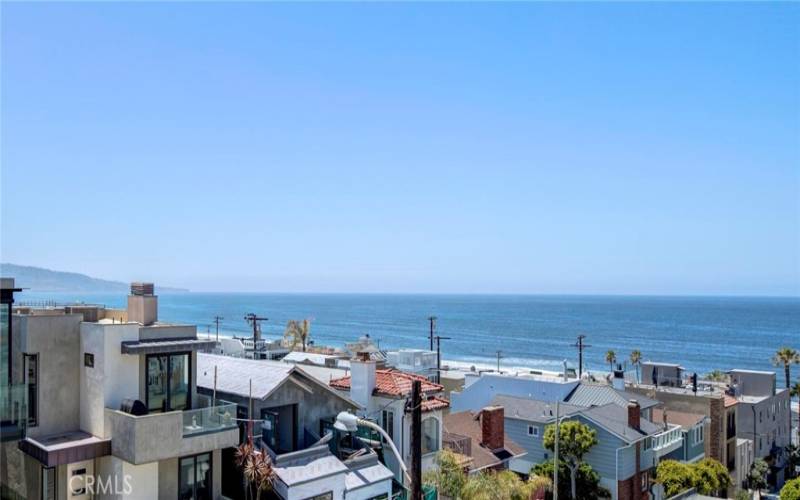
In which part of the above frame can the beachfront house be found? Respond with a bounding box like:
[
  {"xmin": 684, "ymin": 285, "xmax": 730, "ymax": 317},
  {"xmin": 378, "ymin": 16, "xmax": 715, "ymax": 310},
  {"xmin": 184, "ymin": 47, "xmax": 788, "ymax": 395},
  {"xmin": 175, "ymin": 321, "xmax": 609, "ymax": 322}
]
[
  {"xmin": 329, "ymin": 350, "xmax": 450, "ymax": 483},
  {"xmin": 2, "ymin": 283, "xmax": 239, "ymax": 500}
]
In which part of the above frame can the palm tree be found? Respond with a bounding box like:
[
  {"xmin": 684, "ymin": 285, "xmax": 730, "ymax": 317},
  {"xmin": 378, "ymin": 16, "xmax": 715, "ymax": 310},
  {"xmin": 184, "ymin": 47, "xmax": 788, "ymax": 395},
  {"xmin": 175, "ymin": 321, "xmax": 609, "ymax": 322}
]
[
  {"xmin": 284, "ymin": 319, "xmax": 312, "ymax": 352},
  {"xmin": 605, "ymin": 350, "xmax": 617, "ymax": 372},
  {"xmin": 772, "ymin": 347, "xmax": 799, "ymax": 389},
  {"xmin": 630, "ymin": 350, "xmax": 642, "ymax": 383}
]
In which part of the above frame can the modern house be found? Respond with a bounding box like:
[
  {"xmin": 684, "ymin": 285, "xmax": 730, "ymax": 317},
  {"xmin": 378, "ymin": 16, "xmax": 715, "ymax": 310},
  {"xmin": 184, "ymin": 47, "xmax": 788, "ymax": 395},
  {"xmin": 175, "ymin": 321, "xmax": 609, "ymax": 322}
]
[
  {"xmin": 492, "ymin": 394, "xmax": 681, "ymax": 500},
  {"xmin": 329, "ymin": 351, "xmax": 450, "ymax": 483},
  {"xmin": 2, "ymin": 282, "xmax": 239, "ymax": 500},
  {"xmin": 196, "ymin": 353, "xmax": 393, "ymax": 500},
  {"xmin": 442, "ymin": 405, "xmax": 527, "ymax": 474},
  {"xmin": 385, "ymin": 349, "xmax": 437, "ymax": 381},
  {"xmin": 727, "ymin": 369, "xmax": 792, "ymax": 488}
]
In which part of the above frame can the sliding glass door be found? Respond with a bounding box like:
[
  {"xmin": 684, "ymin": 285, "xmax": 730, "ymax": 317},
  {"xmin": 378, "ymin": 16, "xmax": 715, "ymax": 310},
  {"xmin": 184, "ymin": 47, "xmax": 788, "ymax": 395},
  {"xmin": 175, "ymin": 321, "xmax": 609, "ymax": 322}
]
[
  {"xmin": 179, "ymin": 453, "xmax": 211, "ymax": 500},
  {"xmin": 147, "ymin": 353, "xmax": 190, "ymax": 413}
]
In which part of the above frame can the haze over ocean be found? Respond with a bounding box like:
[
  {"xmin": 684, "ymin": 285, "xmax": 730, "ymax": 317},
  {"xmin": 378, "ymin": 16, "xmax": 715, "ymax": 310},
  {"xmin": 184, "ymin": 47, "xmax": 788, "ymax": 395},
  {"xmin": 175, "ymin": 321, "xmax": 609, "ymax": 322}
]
[{"xmin": 18, "ymin": 291, "xmax": 799, "ymax": 377}]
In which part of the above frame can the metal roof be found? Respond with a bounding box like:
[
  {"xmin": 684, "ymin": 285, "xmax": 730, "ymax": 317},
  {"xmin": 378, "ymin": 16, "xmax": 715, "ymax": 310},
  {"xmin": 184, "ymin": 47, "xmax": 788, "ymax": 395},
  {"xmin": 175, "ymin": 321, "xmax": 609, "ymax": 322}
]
[
  {"xmin": 121, "ymin": 338, "xmax": 217, "ymax": 354},
  {"xmin": 491, "ymin": 395, "xmax": 584, "ymax": 423},
  {"xmin": 565, "ymin": 383, "xmax": 660, "ymax": 410}
]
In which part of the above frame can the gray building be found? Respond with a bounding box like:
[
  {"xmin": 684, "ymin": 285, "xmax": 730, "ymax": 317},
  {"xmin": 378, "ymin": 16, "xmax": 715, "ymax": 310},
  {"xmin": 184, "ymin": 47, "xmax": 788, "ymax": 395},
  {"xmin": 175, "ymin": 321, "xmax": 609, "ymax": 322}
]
[{"xmin": 2, "ymin": 283, "xmax": 238, "ymax": 500}]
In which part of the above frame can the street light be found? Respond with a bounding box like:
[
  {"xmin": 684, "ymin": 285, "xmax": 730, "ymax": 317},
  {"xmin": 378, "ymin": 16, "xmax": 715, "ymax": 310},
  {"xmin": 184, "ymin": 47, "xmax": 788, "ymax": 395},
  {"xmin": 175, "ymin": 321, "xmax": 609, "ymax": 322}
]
[{"xmin": 334, "ymin": 411, "xmax": 411, "ymax": 485}]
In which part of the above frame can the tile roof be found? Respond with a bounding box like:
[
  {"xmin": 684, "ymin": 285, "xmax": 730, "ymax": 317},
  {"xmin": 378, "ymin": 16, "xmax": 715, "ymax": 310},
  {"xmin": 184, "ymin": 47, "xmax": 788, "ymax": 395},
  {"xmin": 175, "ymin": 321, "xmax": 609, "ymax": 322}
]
[
  {"xmin": 724, "ymin": 395, "xmax": 738, "ymax": 408},
  {"xmin": 329, "ymin": 369, "xmax": 444, "ymax": 398},
  {"xmin": 565, "ymin": 383, "xmax": 660, "ymax": 410},
  {"xmin": 421, "ymin": 396, "xmax": 451, "ymax": 412},
  {"xmin": 443, "ymin": 410, "xmax": 526, "ymax": 472}
]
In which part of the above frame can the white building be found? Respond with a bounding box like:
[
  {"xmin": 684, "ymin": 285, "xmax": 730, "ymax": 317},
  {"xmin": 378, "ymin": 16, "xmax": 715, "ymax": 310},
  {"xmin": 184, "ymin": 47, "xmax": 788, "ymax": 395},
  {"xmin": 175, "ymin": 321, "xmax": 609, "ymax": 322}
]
[
  {"xmin": 385, "ymin": 349, "xmax": 437, "ymax": 380},
  {"xmin": 329, "ymin": 353, "xmax": 450, "ymax": 483}
]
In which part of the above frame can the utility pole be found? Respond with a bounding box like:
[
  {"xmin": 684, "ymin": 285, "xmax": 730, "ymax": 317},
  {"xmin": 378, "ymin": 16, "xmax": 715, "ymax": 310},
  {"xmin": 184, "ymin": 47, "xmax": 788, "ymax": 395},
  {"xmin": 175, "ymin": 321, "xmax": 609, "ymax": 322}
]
[
  {"xmin": 496, "ymin": 350, "xmax": 503, "ymax": 372},
  {"xmin": 434, "ymin": 335, "xmax": 451, "ymax": 384},
  {"xmin": 409, "ymin": 380, "xmax": 423, "ymax": 500},
  {"xmin": 213, "ymin": 315, "xmax": 224, "ymax": 342},
  {"xmin": 554, "ymin": 400, "xmax": 560, "ymax": 500},
  {"xmin": 574, "ymin": 334, "xmax": 591, "ymax": 379},
  {"xmin": 244, "ymin": 313, "xmax": 268, "ymax": 343},
  {"xmin": 427, "ymin": 316, "xmax": 437, "ymax": 351}
]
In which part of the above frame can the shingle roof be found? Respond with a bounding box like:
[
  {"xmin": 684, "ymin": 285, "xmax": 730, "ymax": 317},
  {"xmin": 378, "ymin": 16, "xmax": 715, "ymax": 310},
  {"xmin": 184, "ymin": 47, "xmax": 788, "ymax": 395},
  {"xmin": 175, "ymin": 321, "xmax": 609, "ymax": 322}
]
[
  {"xmin": 443, "ymin": 410, "xmax": 526, "ymax": 472},
  {"xmin": 329, "ymin": 369, "xmax": 444, "ymax": 398},
  {"xmin": 565, "ymin": 383, "xmax": 660, "ymax": 410},
  {"xmin": 651, "ymin": 408, "xmax": 706, "ymax": 429},
  {"xmin": 491, "ymin": 395, "xmax": 583, "ymax": 423},
  {"xmin": 580, "ymin": 403, "xmax": 663, "ymax": 443}
]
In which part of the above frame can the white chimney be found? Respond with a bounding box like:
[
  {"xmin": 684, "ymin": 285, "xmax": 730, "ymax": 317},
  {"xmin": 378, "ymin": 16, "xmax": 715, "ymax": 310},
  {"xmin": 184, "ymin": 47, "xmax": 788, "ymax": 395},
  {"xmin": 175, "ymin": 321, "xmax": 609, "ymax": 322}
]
[{"xmin": 350, "ymin": 352, "xmax": 376, "ymax": 414}]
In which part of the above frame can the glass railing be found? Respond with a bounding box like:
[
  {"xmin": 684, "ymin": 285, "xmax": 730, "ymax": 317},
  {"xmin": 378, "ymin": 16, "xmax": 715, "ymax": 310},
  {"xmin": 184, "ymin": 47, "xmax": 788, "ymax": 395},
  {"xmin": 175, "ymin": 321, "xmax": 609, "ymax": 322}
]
[
  {"xmin": 182, "ymin": 403, "xmax": 237, "ymax": 436},
  {"xmin": 1, "ymin": 383, "xmax": 27, "ymax": 442}
]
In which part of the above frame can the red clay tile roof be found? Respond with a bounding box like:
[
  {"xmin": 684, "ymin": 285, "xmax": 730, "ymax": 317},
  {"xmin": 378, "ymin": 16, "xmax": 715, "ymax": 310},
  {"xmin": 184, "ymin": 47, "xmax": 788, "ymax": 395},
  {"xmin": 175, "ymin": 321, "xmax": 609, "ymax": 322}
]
[
  {"xmin": 421, "ymin": 396, "xmax": 450, "ymax": 412},
  {"xmin": 329, "ymin": 369, "xmax": 445, "ymax": 398},
  {"xmin": 724, "ymin": 395, "xmax": 738, "ymax": 408}
]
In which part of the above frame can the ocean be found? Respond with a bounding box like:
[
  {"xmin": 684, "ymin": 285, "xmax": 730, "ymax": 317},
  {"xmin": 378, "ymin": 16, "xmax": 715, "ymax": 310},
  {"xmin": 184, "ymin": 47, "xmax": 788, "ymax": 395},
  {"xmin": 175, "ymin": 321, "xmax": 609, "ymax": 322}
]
[{"xmin": 16, "ymin": 291, "xmax": 800, "ymax": 377}]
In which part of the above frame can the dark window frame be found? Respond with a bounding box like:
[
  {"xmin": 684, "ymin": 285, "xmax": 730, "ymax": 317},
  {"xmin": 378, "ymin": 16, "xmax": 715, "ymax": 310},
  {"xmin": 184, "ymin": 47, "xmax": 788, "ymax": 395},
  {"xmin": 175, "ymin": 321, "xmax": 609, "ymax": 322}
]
[
  {"xmin": 41, "ymin": 466, "xmax": 56, "ymax": 500},
  {"xmin": 178, "ymin": 452, "xmax": 212, "ymax": 500},
  {"xmin": 84, "ymin": 353, "xmax": 94, "ymax": 368},
  {"xmin": 145, "ymin": 352, "xmax": 191, "ymax": 413},
  {"xmin": 24, "ymin": 353, "xmax": 38, "ymax": 427}
]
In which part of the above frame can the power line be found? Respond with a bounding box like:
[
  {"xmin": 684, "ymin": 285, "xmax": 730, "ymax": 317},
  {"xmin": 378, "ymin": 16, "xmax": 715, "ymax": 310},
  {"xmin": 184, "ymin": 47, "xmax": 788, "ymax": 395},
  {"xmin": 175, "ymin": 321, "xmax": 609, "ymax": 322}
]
[{"xmin": 574, "ymin": 334, "xmax": 592, "ymax": 379}]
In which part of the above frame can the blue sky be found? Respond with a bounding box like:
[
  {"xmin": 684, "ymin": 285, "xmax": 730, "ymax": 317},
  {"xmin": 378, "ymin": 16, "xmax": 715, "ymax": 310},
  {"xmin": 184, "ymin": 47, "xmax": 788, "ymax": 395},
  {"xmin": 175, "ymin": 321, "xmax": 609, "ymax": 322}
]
[{"xmin": 1, "ymin": 2, "xmax": 798, "ymax": 295}]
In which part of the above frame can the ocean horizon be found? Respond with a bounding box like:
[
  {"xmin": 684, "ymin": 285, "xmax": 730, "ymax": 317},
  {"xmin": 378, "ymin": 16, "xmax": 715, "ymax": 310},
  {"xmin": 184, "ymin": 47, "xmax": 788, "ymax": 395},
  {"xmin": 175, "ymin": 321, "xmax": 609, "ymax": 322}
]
[{"xmin": 17, "ymin": 291, "xmax": 800, "ymax": 378}]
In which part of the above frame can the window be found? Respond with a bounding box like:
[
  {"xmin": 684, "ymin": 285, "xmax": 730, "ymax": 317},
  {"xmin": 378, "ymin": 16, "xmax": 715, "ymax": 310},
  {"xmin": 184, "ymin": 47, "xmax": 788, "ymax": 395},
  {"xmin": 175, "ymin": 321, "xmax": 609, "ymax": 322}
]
[
  {"xmin": 25, "ymin": 354, "xmax": 38, "ymax": 426},
  {"xmin": 643, "ymin": 437, "xmax": 652, "ymax": 451},
  {"xmin": 303, "ymin": 494, "xmax": 333, "ymax": 500},
  {"xmin": 147, "ymin": 353, "xmax": 190, "ymax": 413},
  {"xmin": 42, "ymin": 467, "xmax": 56, "ymax": 500},
  {"xmin": 179, "ymin": 453, "xmax": 212, "ymax": 500},
  {"xmin": 367, "ymin": 495, "xmax": 389, "ymax": 500},
  {"xmin": 692, "ymin": 426, "xmax": 704, "ymax": 445},
  {"xmin": 422, "ymin": 417, "xmax": 440, "ymax": 454},
  {"xmin": 528, "ymin": 425, "xmax": 539, "ymax": 437},
  {"xmin": 84, "ymin": 353, "xmax": 94, "ymax": 368},
  {"xmin": 640, "ymin": 471, "xmax": 648, "ymax": 492},
  {"xmin": 382, "ymin": 410, "xmax": 394, "ymax": 441}
]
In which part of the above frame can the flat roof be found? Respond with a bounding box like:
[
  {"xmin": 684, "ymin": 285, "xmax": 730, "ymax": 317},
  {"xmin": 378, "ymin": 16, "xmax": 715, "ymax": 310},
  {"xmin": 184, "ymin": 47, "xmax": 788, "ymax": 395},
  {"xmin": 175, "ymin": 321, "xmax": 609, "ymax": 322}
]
[
  {"xmin": 19, "ymin": 431, "xmax": 111, "ymax": 467},
  {"xmin": 121, "ymin": 338, "xmax": 217, "ymax": 354}
]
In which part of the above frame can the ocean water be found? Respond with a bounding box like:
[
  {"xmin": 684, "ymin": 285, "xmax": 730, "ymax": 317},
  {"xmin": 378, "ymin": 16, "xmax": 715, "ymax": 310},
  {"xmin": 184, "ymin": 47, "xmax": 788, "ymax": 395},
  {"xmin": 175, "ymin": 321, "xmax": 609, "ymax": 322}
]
[{"xmin": 16, "ymin": 292, "xmax": 800, "ymax": 376}]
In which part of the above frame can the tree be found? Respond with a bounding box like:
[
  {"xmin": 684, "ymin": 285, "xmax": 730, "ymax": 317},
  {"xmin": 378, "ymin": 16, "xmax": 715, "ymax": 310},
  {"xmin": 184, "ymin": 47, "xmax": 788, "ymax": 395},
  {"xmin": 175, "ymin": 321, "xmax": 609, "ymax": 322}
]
[
  {"xmin": 284, "ymin": 319, "xmax": 311, "ymax": 352},
  {"xmin": 423, "ymin": 449, "xmax": 466, "ymax": 499},
  {"xmin": 605, "ymin": 350, "xmax": 617, "ymax": 371},
  {"xmin": 781, "ymin": 478, "xmax": 800, "ymax": 500},
  {"xmin": 656, "ymin": 460, "xmax": 698, "ymax": 497},
  {"xmin": 531, "ymin": 460, "xmax": 608, "ymax": 500},
  {"xmin": 543, "ymin": 421, "xmax": 599, "ymax": 500},
  {"xmin": 235, "ymin": 441, "xmax": 274, "ymax": 500},
  {"xmin": 786, "ymin": 444, "xmax": 800, "ymax": 480},
  {"xmin": 630, "ymin": 350, "xmax": 642, "ymax": 382},
  {"xmin": 693, "ymin": 458, "xmax": 732, "ymax": 496},
  {"xmin": 460, "ymin": 472, "xmax": 498, "ymax": 500},
  {"xmin": 734, "ymin": 491, "xmax": 752, "ymax": 500},
  {"xmin": 459, "ymin": 470, "xmax": 548, "ymax": 500},
  {"xmin": 773, "ymin": 347, "xmax": 799, "ymax": 389},
  {"xmin": 748, "ymin": 459, "xmax": 769, "ymax": 499},
  {"xmin": 705, "ymin": 370, "xmax": 728, "ymax": 383},
  {"xmin": 791, "ymin": 381, "xmax": 800, "ymax": 399}
]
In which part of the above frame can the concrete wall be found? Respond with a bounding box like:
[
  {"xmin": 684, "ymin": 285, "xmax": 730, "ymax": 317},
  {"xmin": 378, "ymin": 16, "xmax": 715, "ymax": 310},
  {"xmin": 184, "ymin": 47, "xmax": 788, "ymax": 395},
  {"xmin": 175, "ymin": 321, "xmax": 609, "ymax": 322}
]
[
  {"xmin": 736, "ymin": 390, "xmax": 792, "ymax": 459},
  {"xmin": 16, "ymin": 314, "xmax": 83, "ymax": 438},
  {"xmin": 138, "ymin": 324, "xmax": 196, "ymax": 341},
  {"xmin": 730, "ymin": 370, "xmax": 776, "ymax": 397},
  {"xmin": 81, "ymin": 323, "xmax": 140, "ymax": 437}
]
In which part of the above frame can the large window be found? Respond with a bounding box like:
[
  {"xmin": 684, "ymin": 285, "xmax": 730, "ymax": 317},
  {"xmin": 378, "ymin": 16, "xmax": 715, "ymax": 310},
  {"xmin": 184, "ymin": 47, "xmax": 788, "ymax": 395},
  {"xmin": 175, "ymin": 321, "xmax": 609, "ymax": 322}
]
[
  {"xmin": 147, "ymin": 353, "xmax": 190, "ymax": 413},
  {"xmin": 421, "ymin": 417, "xmax": 440, "ymax": 455},
  {"xmin": 382, "ymin": 410, "xmax": 394, "ymax": 441},
  {"xmin": 25, "ymin": 354, "xmax": 38, "ymax": 426},
  {"xmin": 179, "ymin": 453, "xmax": 212, "ymax": 500}
]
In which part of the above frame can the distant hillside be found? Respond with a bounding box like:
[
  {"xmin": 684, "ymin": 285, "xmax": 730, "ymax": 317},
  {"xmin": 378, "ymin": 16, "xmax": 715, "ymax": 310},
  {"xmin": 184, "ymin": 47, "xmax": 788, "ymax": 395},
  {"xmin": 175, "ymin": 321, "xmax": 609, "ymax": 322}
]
[{"xmin": 0, "ymin": 263, "xmax": 189, "ymax": 293}]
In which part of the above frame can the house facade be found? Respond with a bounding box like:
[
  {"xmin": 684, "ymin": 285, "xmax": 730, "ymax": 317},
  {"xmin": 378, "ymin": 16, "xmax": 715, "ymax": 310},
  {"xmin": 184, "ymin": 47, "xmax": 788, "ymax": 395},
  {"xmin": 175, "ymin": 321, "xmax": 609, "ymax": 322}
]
[{"xmin": 2, "ymin": 283, "xmax": 238, "ymax": 500}]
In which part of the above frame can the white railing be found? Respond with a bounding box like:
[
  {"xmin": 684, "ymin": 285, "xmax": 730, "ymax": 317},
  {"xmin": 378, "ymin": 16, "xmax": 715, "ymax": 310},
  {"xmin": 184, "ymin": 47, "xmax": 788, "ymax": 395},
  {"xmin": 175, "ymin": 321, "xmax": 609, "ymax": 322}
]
[{"xmin": 652, "ymin": 425, "xmax": 683, "ymax": 452}]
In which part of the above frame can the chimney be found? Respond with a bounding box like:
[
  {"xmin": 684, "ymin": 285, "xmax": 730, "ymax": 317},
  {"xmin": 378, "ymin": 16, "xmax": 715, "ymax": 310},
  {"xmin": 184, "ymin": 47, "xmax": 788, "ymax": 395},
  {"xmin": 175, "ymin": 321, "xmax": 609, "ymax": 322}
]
[
  {"xmin": 627, "ymin": 400, "xmax": 640, "ymax": 430},
  {"xmin": 127, "ymin": 282, "xmax": 157, "ymax": 326},
  {"xmin": 480, "ymin": 406, "xmax": 505, "ymax": 451},
  {"xmin": 612, "ymin": 364, "xmax": 625, "ymax": 391},
  {"xmin": 350, "ymin": 351, "xmax": 376, "ymax": 414}
]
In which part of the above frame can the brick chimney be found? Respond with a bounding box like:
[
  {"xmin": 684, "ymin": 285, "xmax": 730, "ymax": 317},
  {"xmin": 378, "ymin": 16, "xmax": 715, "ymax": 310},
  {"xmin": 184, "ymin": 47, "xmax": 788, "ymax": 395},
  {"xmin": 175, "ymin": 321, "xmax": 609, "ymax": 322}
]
[
  {"xmin": 480, "ymin": 406, "xmax": 505, "ymax": 451},
  {"xmin": 127, "ymin": 282, "xmax": 157, "ymax": 326},
  {"xmin": 627, "ymin": 400, "xmax": 640, "ymax": 430}
]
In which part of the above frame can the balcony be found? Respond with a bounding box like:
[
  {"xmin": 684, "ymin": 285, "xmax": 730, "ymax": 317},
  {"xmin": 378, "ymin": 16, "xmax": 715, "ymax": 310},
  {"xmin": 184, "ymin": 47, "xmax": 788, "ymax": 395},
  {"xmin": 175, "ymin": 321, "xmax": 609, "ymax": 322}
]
[
  {"xmin": 651, "ymin": 425, "xmax": 683, "ymax": 457},
  {"xmin": 104, "ymin": 403, "xmax": 238, "ymax": 464},
  {"xmin": 0, "ymin": 383, "xmax": 27, "ymax": 442}
]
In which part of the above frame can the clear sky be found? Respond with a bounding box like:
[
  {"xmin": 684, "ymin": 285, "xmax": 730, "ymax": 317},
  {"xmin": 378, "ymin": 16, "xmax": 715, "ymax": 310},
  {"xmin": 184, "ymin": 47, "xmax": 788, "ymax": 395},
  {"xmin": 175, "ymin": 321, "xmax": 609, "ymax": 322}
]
[{"xmin": 1, "ymin": 2, "xmax": 798, "ymax": 295}]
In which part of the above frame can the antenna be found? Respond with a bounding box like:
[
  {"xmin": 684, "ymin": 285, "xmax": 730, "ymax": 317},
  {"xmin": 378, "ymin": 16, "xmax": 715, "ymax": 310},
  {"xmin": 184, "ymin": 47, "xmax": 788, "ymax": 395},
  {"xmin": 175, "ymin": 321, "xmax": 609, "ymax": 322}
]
[
  {"xmin": 244, "ymin": 313, "xmax": 268, "ymax": 344},
  {"xmin": 574, "ymin": 334, "xmax": 592, "ymax": 379},
  {"xmin": 427, "ymin": 316, "xmax": 437, "ymax": 351},
  {"xmin": 213, "ymin": 315, "xmax": 224, "ymax": 342}
]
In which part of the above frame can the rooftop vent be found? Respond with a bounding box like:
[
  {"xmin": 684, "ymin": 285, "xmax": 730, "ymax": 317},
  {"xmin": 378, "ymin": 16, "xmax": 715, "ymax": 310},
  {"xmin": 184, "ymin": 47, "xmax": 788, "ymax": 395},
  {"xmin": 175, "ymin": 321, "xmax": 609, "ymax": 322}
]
[{"xmin": 131, "ymin": 282, "xmax": 154, "ymax": 296}]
